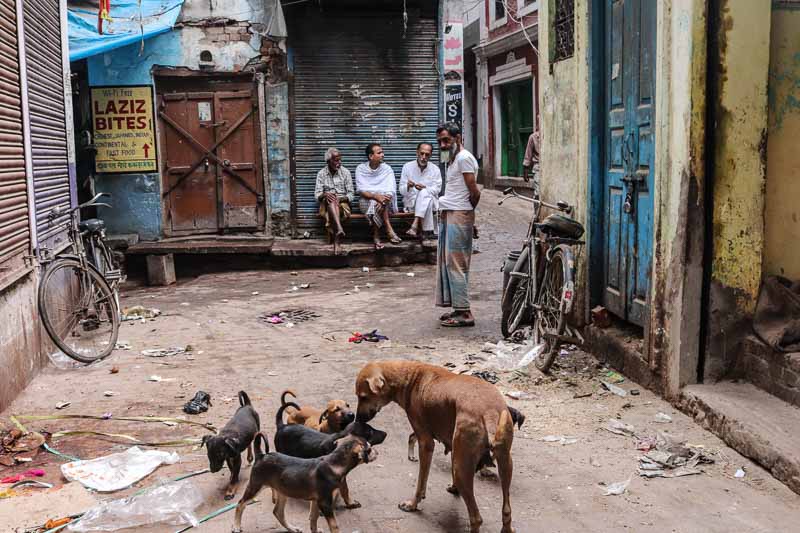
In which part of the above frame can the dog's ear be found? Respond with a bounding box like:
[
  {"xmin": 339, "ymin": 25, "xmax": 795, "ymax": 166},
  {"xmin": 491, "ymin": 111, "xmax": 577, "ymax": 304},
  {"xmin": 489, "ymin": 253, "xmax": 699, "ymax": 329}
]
[
  {"xmin": 200, "ymin": 435, "xmax": 210, "ymax": 448},
  {"xmin": 224, "ymin": 437, "xmax": 240, "ymax": 453},
  {"xmin": 366, "ymin": 374, "xmax": 385, "ymax": 395},
  {"xmin": 319, "ymin": 410, "xmax": 329, "ymax": 424}
]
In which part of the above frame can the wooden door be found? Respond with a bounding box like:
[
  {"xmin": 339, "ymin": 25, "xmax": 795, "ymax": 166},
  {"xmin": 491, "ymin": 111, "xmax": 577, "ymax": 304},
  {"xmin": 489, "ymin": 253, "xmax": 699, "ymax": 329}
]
[
  {"xmin": 158, "ymin": 86, "xmax": 264, "ymax": 236},
  {"xmin": 602, "ymin": 0, "xmax": 656, "ymax": 326}
]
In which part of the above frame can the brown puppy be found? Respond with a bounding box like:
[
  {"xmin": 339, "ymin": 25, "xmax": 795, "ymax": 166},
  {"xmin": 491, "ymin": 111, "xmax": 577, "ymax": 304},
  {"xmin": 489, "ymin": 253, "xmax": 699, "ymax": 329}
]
[
  {"xmin": 355, "ymin": 360, "xmax": 515, "ymax": 533},
  {"xmin": 231, "ymin": 432, "xmax": 376, "ymax": 533},
  {"xmin": 282, "ymin": 390, "xmax": 355, "ymax": 434}
]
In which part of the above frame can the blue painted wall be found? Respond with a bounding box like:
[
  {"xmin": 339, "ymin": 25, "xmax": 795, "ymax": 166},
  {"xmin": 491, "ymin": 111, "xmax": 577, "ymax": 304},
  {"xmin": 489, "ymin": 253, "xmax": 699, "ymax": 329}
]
[{"xmin": 86, "ymin": 32, "xmax": 184, "ymax": 241}]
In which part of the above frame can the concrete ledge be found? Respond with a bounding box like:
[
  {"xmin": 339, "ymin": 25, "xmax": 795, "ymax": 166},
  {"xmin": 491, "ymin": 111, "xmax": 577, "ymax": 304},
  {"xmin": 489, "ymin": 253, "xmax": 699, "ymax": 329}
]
[
  {"xmin": 584, "ymin": 324, "xmax": 658, "ymax": 393},
  {"xmin": 127, "ymin": 236, "xmax": 274, "ymax": 255},
  {"xmin": 679, "ymin": 382, "xmax": 800, "ymax": 495},
  {"xmin": 270, "ymin": 238, "xmax": 437, "ymax": 268}
]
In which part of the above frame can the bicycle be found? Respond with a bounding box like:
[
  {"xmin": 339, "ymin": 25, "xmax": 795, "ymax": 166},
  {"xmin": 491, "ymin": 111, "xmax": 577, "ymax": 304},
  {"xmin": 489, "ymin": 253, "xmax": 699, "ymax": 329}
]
[
  {"xmin": 499, "ymin": 187, "xmax": 585, "ymax": 373},
  {"xmin": 38, "ymin": 193, "xmax": 121, "ymax": 363}
]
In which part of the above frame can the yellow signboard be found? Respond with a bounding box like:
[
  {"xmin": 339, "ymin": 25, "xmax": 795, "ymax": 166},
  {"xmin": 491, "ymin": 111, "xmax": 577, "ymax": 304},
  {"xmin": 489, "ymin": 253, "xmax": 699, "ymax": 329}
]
[{"xmin": 91, "ymin": 86, "xmax": 157, "ymax": 173}]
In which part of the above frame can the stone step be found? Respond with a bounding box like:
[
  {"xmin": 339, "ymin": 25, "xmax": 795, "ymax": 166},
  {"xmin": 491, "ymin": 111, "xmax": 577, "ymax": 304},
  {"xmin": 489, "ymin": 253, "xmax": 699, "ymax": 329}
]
[
  {"xmin": 680, "ymin": 381, "xmax": 800, "ymax": 495},
  {"xmin": 738, "ymin": 335, "xmax": 800, "ymax": 408}
]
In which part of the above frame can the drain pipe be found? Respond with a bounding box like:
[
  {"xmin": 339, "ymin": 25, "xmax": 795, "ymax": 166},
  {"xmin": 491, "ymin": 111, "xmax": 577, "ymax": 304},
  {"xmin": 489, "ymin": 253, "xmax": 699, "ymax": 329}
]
[{"xmin": 15, "ymin": 0, "xmax": 38, "ymax": 256}]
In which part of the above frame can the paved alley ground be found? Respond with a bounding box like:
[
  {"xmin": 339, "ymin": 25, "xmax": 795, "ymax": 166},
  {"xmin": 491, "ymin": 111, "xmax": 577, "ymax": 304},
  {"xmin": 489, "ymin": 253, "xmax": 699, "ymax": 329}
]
[{"xmin": 3, "ymin": 189, "xmax": 800, "ymax": 533}]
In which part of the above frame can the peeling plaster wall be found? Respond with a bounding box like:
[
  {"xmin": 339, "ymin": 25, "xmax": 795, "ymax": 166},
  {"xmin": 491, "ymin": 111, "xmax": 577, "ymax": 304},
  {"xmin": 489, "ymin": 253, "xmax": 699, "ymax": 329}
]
[
  {"xmin": 705, "ymin": 0, "xmax": 771, "ymax": 382},
  {"xmin": 538, "ymin": 0, "xmax": 590, "ymax": 323},
  {"xmin": 764, "ymin": 6, "xmax": 800, "ymax": 280},
  {"xmin": 266, "ymin": 82, "xmax": 291, "ymax": 235}
]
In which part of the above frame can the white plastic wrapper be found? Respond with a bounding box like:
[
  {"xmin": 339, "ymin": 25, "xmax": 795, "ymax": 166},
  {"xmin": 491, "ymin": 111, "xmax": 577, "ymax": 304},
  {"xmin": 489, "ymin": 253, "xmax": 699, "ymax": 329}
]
[
  {"xmin": 68, "ymin": 479, "xmax": 202, "ymax": 531},
  {"xmin": 61, "ymin": 447, "xmax": 180, "ymax": 492}
]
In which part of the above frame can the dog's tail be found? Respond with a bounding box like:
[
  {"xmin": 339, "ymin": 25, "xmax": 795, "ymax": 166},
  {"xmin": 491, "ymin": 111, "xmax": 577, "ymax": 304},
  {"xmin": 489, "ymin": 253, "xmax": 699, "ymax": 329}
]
[
  {"xmin": 253, "ymin": 431, "xmax": 269, "ymax": 458},
  {"xmin": 276, "ymin": 400, "xmax": 302, "ymax": 429},
  {"xmin": 238, "ymin": 391, "xmax": 251, "ymax": 407},
  {"xmin": 280, "ymin": 389, "xmax": 297, "ymax": 407},
  {"xmin": 485, "ymin": 408, "xmax": 514, "ymax": 459},
  {"xmin": 507, "ymin": 406, "xmax": 525, "ymax": 429}
]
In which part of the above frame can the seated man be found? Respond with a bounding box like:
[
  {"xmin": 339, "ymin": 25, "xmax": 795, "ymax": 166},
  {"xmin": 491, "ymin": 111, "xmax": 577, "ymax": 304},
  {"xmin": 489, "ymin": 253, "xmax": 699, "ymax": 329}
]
[
  {"xmin": 356, "ymin": 143, "xmax": 401, "ymax": 250},
  {"xmin": 315, "ymin": 147, "xmax": 354, "ymax": 247},
  {"xmin": 399, "ymin": 142, "xmax": 442, "ymax": 238}
]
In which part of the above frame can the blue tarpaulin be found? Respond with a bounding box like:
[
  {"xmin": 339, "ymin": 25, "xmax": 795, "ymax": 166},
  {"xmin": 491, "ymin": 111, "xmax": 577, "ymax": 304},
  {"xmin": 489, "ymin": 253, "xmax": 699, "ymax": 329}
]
[{"xmin": 68, "ymin": 1, "xmax": 185, "ymax": 61}]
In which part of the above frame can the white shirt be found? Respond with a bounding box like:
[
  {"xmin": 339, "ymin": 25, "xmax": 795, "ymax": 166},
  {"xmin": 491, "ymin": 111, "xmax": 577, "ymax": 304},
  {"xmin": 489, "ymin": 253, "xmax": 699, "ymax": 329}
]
[
  {"xmin": 399, "ymin": 161, "xmax": 442, "ymax": 207},
  {"xmin": 355, "ymin": 162, "xmax": 397, "ymax": 194},
  {"xmin": 439, "ymin": 148, "xmax": 479, "ymax": 211}
]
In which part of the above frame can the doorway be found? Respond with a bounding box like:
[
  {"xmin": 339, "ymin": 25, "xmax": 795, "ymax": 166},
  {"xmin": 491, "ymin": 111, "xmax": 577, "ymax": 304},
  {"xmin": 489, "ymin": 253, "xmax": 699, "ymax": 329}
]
[
  {"xmin": 499, "ymin": 79, "xmax": 534, "ymax": 177},
  {"xmin": 156, "ymin": 75, "xmax": 265, "ymax": 237},
  {"xmin": 597, "ymin": 0, "xmax": 657, "ymax": 328}
]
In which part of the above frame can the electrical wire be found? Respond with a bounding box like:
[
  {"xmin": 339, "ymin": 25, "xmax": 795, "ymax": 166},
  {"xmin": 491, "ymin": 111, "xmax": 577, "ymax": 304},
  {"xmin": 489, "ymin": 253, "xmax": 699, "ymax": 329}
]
[{"xmin": 501, "ymin": 0, "xmax": 539, "ymax": 57}]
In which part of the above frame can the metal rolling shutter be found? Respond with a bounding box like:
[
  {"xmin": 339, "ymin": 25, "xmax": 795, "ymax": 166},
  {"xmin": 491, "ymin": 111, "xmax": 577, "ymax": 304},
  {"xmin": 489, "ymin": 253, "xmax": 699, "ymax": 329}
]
[
  {"xmin": 290, "ymin": 12, "xmax": 440, "ymax": 231},
  {"xmin": 0, "ymin": 0, "xmax": 30, "ymax": 272},
  {"xmin": 23, "ymin": 1, "xmax": 71, "ymax": 249}
]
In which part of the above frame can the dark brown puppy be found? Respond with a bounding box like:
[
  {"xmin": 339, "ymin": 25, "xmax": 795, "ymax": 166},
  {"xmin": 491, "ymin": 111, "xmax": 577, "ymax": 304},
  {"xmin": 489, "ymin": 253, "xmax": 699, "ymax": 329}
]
[
  {"xmin": 273, "ymin": 396, "xmax": 386, "ymax": 509},
  {"xmin": 356, "ymin": 361, "xmax": 515, "ymax": 533},
  {"xmin": 231, "ymin": 432, "xmax": 377, "ymax": 533},
  {"xmin": 201, "ymin": 391, "xmax": 260, "ymax": 500},
  {"xmin": 282, "ymin": 390, "xmax": 355, "ymax": 433}
]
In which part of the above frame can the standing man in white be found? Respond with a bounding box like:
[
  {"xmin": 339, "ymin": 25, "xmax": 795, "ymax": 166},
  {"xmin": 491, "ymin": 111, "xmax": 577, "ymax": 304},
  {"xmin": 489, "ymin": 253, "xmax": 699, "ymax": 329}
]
[
  {"xmin": 399, "ymin": 142, "xmax": 442, "ymax": 238},
  {"xmin": 435, "ymin": 122, "xmax": 481, "ymax": 327}
]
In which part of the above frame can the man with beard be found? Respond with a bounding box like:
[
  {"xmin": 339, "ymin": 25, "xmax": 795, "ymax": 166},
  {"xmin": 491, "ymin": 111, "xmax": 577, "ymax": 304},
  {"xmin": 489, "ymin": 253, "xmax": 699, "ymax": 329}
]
[
  {"xmin": 435, "ymin": 122, "xmax": 480, "ymax": 327},
  {"xmin": 399, "ymin": 142, "xmax": 442, "ymax": 238}
]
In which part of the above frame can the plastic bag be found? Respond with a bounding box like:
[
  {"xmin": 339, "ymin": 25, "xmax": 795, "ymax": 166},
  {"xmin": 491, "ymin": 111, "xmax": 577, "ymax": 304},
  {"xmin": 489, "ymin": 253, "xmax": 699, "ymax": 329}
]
[
  {"xmin": 482, "ymin": 340, "xmax": 541, "ymax": 371},
  {"xmin": 62, "ymin": 447, "xmax": 180, "ymax": 492},
  {"xmin": 68, "ymin": 479, "xmax": 203, "ymax": 531}
]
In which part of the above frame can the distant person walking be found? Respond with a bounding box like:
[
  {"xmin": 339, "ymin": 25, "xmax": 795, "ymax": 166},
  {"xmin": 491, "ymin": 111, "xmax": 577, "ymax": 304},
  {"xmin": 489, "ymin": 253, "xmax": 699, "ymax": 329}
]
[{"xmin": 435, "ymin": 122, "xmax": 480, "ymax": 327}]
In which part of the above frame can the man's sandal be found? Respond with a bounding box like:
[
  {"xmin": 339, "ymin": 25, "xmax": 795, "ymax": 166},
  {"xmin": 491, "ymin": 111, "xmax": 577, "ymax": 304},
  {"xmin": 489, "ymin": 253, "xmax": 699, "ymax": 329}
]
[{"xmin": 441, "ymin": 317, "xmax": 475, "ymax": 328}]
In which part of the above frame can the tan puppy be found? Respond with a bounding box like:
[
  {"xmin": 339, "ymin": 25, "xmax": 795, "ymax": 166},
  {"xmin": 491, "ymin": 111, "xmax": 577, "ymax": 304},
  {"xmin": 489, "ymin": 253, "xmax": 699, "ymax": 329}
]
[
  {"xmin": 281, "ymin": 390, "xmax": 355, "ymax": 434},
  {"xmin": 355, "ymin": 360, "xmax": 515, "ymax": 533}
]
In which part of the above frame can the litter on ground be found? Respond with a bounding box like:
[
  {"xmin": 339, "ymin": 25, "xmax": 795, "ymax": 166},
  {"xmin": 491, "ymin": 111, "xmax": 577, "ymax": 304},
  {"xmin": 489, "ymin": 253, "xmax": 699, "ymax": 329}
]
[{"xmin": 61, "ymin": 447, "xmax": 180, "ymax": 492}]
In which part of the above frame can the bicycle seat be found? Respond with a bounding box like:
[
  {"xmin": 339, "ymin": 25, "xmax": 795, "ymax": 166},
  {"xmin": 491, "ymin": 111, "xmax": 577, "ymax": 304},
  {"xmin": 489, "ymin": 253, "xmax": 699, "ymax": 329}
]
[
  {"xmin": 78, "ymin": 218, "xmax": 105, "ymax": 234},
  {"xmin": 538, "ymin": 213, "xmax": 585, "ymax": 239}
]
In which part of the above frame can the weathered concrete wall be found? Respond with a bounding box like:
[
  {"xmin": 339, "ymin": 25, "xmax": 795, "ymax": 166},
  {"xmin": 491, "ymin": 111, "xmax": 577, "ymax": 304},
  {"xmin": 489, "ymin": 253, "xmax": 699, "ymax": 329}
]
[
  {"xmin": 764, "ymin": 6, "xmax": 800, "ymax": 281},
  {"xmin": 705, "ymin": 0, "xmax": 771, "ymax": 382},
  {"xmin": 0, "ymin": 275, "xmax": 47, "ymax": 412},
  {"xmin": 538, "ymin": 0, "xmax": 590, "ymax": 323},
  {"xmin": 266, "ymin": 82, "xmax": 291, "ymax": 236}
]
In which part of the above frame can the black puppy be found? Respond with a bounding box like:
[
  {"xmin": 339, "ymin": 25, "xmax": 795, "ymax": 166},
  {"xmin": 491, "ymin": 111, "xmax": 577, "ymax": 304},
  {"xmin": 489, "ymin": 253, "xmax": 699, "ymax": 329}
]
[
  {"xmin": 274, "ymin": 398, "xmax": 386, "ymax": 508},
  {"xmin": 232, "ymin": 432, "xmax": 376, "ymax": 533},
  {"xmin": 201, "ymin": 391, "xmax": 260, "ymax": 500}
]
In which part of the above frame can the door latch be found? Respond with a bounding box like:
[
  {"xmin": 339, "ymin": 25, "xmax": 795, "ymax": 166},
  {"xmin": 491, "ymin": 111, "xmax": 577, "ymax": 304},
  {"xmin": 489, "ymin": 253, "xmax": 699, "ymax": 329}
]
[{"xmin": 204, "ymin": 158, "xmax": 209, "ymax": 172}]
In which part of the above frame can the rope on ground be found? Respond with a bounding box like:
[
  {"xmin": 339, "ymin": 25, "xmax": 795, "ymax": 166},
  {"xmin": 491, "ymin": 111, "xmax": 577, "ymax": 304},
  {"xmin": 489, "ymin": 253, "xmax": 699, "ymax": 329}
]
[
  {"xmin": 13, "ymin": 414, "xmax": 217, "ymax": 433},
  {"xmin": 173, "ymin": 500, "xmax": 259, "ymax": 533}
]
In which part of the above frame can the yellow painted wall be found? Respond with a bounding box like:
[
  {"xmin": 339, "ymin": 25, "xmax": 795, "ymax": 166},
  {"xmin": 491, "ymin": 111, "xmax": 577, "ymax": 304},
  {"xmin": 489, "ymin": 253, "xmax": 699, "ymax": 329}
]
[
  {"xmin": 764, "ymin": 7, "xmax": 800, "ymax": 280},
  {"xmin": 709, "ymin": 0, "xmax": 772, "ymax": 310}
]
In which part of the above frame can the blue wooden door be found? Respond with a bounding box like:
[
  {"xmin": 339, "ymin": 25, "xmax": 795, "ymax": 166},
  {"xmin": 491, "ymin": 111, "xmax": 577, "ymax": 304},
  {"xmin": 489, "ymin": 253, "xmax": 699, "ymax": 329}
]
[{"xmin": 602, "ymin": 0, "xmax": 656, "ymax": 327}]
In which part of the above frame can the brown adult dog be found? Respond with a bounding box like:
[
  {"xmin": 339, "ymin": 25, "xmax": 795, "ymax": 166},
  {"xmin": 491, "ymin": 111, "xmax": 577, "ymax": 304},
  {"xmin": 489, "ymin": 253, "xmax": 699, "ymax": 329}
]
[
  {"xmin": 355, "ymin": 360, "xmax": 515, "ymax": 533},
  {"xmin": 281, "ymin": 390, "xmax": 355, "ymax": 434}
]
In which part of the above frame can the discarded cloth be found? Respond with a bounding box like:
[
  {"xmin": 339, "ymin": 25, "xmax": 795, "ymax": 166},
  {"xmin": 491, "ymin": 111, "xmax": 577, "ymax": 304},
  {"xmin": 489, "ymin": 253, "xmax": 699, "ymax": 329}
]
[
  {"xmin": 61, "ymin": 447, "xmax": 179, "ymax": 492},
  {"xmin": 183, "ymin": 391, "xmax": 212, "ymax": 415},
  {"xmin": 349, "ymin": 330, "xmax": 389, "ymax": 344},
  {"xmin": 0, "ymin": 423, "xmax": 45, "ymax": 466},
  {"xmin": 1, "ymin": 468, "xmax": 45, "ymax": 484},
  {"xmin": 753, "ymin": 275, "xmax": 800, "ymax": 352}
]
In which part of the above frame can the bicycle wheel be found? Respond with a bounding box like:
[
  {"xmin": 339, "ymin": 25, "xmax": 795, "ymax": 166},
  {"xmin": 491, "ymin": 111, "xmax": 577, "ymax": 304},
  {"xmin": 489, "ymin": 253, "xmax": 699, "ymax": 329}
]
[
  {"xmin": 501, "ymin": 246, "xmax": 532, "ymax": 337},
  {"xmin": 533, "ymin": 248, "xmax": 572, "ymax": 373},
  {"xmin": 38, "ymin": 258, "xmax": 120, "ymax": 363}
]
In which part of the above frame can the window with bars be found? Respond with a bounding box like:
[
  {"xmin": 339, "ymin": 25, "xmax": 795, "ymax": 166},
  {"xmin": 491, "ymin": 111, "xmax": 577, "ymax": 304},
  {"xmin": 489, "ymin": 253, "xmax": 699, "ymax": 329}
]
[{"xmin": 552, "ymin": 0, "xmax": 575, "ymax": 63}]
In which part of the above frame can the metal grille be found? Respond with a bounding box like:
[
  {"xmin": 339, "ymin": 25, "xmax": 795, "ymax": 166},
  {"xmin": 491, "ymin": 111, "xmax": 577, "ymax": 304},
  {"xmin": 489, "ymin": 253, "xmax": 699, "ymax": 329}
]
[
  {"xmin": 24, "ymin": 1, "xmax": 71, "ymax": 250},
  {"xmin": 0, "ymin": 0, "xmax": 31, "ymax": 273},
  {"xmin": 553, "ymin": 0, "xmax": 575, "ymax": 62},
  {"xmin": 290, "ymin": 12, "xmax": 440, "ymax": 232}
]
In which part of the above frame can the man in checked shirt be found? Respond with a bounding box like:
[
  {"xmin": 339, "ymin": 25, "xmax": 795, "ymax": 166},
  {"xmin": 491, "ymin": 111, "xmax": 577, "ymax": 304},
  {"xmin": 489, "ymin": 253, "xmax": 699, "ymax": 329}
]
[{"xmin": 315, "ymin": 147, "xmax": 355, "ymax": 249}]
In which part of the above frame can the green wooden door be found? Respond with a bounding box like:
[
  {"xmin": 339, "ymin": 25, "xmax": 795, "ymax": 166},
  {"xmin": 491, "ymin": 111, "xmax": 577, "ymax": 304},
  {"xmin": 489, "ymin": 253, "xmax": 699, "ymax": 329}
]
[{"xmin": 500, "ymin": 79, "xmax": 534, "ymax": 177}]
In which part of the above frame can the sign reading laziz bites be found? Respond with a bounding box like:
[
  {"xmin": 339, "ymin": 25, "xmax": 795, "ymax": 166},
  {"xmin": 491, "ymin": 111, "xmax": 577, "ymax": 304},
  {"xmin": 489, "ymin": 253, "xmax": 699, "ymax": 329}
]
[{"xmin": 91, "ymin": 86, "xmax": 157, "ymax": 173}]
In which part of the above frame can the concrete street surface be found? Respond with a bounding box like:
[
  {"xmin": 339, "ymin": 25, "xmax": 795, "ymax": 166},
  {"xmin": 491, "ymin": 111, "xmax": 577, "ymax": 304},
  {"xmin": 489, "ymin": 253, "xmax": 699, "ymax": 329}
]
[{"xmin": 2, "ymin": 189, "xmax": 799, "ymax": 532}]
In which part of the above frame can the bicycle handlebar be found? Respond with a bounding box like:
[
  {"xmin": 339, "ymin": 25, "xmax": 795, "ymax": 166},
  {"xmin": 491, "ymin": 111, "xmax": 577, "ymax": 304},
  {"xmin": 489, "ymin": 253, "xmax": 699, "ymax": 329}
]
[
  {"xmin": 49, "ymin": 193, "xmax": 112, "ymax": 221},
  {"xmin": 498, "ymin": 187, "xmax": 573, "ymax": 215}
]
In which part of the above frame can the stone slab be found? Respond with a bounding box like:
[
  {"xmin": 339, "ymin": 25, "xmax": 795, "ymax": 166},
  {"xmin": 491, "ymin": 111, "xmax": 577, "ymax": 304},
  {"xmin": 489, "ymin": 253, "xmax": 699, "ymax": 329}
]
[{"xmin": 680, "ymin": 381, "xmax": 800, "ymax": 495}]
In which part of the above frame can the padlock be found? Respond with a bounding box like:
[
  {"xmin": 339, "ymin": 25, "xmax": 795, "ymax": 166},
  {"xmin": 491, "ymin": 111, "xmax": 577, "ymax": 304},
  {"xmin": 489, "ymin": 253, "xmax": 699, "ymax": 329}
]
[{"xmin": 623, "ymin": 193, "xmax": 633, "ymax": 214}]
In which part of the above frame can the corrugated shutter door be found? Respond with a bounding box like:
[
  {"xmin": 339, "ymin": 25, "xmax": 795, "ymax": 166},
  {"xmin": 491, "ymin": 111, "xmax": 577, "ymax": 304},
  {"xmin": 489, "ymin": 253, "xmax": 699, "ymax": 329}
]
[
  {"xmin": 23, "ymin": 1, "xmax": 70, "ymax": 249},
  {"xmin": 290, "ymin": 12, "xmax": 440, "ymax": 231},
  {"xmin": 0, "ymin": 0, "xmax": 30, "ymax": 272}
]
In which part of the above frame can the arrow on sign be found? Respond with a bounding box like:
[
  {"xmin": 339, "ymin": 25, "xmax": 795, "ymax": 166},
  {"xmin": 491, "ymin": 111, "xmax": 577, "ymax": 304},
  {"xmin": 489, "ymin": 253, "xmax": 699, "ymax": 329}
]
[{"xmin": 143, "ymin": 143, "xmax": 151, "ymax": 158}]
